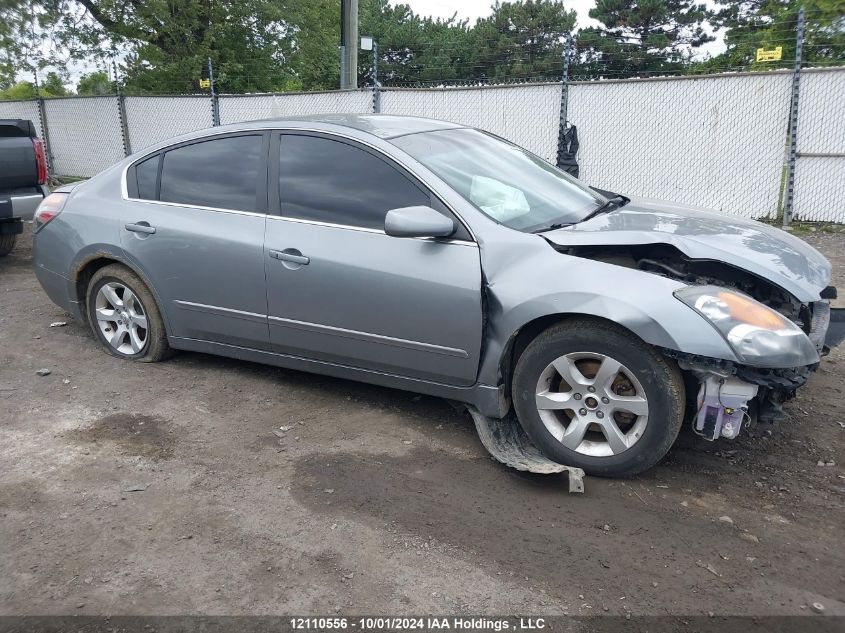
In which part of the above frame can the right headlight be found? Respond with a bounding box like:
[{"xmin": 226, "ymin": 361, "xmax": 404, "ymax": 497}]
[{"xmin": 675, "ymin": 285, "xmax": 819, "ymax": 368}]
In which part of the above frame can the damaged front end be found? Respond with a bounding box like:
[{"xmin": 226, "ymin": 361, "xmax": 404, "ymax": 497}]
[
  {"xmin": 667, "ymin": 351, "xmax": 819, "ymax": 440},
  {"xmin": 555, "ymin": 243, "xmax": 837, "ymax": 441}
]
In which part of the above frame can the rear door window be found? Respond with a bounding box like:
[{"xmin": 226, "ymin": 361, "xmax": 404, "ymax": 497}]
[{"xmin": 159, "ymin": 135, "xmax": 263, "ymax": 211}]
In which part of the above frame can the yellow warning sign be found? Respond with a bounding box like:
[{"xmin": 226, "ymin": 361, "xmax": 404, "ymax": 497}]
[
  {"xmin": 199, "ymin": 78, "xmax": 210, "ymax": 89},
  {"xmin": 756, "ymin": 46, "xmax": 783, "ymax": 62}
]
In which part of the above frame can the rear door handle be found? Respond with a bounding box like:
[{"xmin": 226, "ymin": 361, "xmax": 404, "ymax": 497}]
[
  {"xmin": 269, "ymin": 249, "xmax": 310, "ymax": 265},
  {"xmin": 125, "ymin": 222, "xmax": 156, "ymax": 235}
]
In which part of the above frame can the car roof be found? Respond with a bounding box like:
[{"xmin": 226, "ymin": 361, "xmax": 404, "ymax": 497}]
[
  {"xmin": 121, "ymin": 114, "xmax": 470, "ymax": 165},
  {"xmin": 232, "ymin": 114, "xmax": 467, "ymax": 139}
]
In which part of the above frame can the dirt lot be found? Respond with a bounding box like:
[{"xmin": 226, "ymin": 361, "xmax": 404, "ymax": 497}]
[{"xmin": 1, "ymin": 225, "xmax": 843, "ymax": 618}]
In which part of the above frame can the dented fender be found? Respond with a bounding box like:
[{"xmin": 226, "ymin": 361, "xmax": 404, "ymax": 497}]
[{"xmin": 474, "ymin": 231, "xmax": 739, "ymax": 388}]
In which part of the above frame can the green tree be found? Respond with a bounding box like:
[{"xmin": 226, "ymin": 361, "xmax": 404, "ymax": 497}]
[
  {"xmin": 76, "ymin": 70, "xmax": 111, "ymax": 95},
  {"xmin": 0, "ymin": 73, "xmax": 67, "ymax": 99},
  {"xmin": 9, "ymin": 1, "xmax": 344, "ymax": 93},
  {"xmin": 577, "ymin": 0, "xmax": 716, "ymax": 79},
  {"xmin": 470, "ymin": 1, "xmax": 577, "ymax": 81},
  {"xmin": 0, "ymin": 80, "xmax": 38, "ymax": 99},
  {"xmin": 358, "ymin": 0, "xmax": 474, "ymax": 85},
  {"xmin": 0, "ymin": 1, "xmax": 56, "ymax": 89},
  {"xmin": 40, "ymin": 70, "xmax": 68, "ymax": 95},
  {"xmin": 709, "ymin": 0, "xmax": 845, "ymax": 71}
]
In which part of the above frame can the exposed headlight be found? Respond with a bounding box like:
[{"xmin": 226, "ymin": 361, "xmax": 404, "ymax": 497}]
[{"xmin": 675, "ymin": 285, "xmax": 819, "ymax": 368}]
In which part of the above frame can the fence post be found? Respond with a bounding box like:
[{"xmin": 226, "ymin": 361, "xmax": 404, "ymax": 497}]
[
  {"xmin": 113, "ymin": 60, "xmax": 132, "ymax": 156},
  {"xmin": 208, "ymin": 57, "xmax": 220, "ymax": 126},
  {"xmin": 339, "ymin": 45, "xmax": 346, "ymax": 91},
  {"xmin": 372, "ymin": 41, "xmax": 381, "ymax": 114},
  {"xmin": 32, "ymin": 70, "xmax": 55, "ymax": 173},
  {"xmin": 782, "ymin": 5, "xmax": 805, "ymax": 227},
  {"xmin": 556, "ymin": 31, "xmax": 572, "ymax": 170}
]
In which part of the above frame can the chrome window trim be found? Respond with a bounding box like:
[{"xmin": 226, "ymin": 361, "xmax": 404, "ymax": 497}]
[
  {"xmin": 120, "ymin": 126, "xmax": 478, "ymax": 243},
  {"xmin": 123, "ymin": 198, "xmax": 267, "ymax": 219},
  {"xmin": 264, "ymin": 214, "xmax": 476, "ymax": 247}
]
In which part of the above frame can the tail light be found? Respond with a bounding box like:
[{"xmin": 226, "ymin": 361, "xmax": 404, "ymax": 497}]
[
  {"xmin": 34, "ymin": 193, "xmax": 68, "ymax": 232},
  {"xmin": 32, "ymin": 138, "xmax": 48, "ymax": 185}
]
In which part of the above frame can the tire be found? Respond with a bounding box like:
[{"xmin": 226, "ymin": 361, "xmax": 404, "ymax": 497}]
[
  {"xmin": 0, "ymin": 234, "xmax": 17, "ymax": 257},
  {"xmin": 512, "ymin": 318, "xmax": 685, "ymax": 477},
  {"xmin": 86, "ymin": 263, "xmax": 172, "ymax": 362}
]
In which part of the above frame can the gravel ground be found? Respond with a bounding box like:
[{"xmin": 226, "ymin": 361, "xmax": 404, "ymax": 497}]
[{"xmin": 1, "ymin": 225, "xmax": 843, "ymax": 617}]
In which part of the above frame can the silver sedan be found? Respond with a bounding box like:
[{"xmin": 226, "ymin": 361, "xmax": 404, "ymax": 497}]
[{"xmin": 32, "ymin": 115, "xmax": 834, "ymax": 476}]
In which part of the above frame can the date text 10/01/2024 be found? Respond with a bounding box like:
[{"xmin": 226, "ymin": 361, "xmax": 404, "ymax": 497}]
[{"xmin": 290, "ymin": 618, "xmax": 548, "ymax": 631}]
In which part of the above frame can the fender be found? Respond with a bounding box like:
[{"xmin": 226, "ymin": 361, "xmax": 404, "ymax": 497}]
[
  {"xmin": 474, "ymin": 238, "xmax": 740, "ymax": 388},
  {"xmin": 67, "ymin": 244, "xmax": 176, "ymax": 336}
]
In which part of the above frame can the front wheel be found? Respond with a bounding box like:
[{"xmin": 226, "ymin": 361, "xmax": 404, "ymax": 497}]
[{"xmin": 512, "ymin": 319, "xmax": 685, "ymax": 477}]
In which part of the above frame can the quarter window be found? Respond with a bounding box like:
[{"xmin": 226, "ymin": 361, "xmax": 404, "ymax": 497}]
[
  {"xmin": 135, "ymin": 155, "xmax": 159, "ymax": 200},
  {"xmin": 159, "ymin": 135, "xmax": 262, "ymax": 211},
  {"xmin": 278, "ymin": 135, "xmax": 430, "ymax": 230}
]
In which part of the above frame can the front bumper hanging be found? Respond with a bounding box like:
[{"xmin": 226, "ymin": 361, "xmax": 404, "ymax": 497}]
[{"xmin": 467, "ymin": 406, "xmax": 585, "ymax": 493}]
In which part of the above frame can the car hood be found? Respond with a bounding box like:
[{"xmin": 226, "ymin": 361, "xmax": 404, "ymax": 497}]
[{"xmin": 543, "ymin": 197, "xmax": 831, "ymax": 302}]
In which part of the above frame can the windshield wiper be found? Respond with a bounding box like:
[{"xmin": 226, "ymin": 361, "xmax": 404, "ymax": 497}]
[
  {"xmin": 579, "ymin": 195, "xmax": 628, "ymax": 223},
  {"xmin": 532, "ymin": 222, "xmax": 571, "ymax": 234},
  {"xmin": 530, "ymin": 195, "xmax": 629, "ymax": 233}
]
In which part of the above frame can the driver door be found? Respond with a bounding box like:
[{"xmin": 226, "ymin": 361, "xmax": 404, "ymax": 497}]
[{"xmin": 264, "ymin": 132, "xmax": 483, "ymax": 386}]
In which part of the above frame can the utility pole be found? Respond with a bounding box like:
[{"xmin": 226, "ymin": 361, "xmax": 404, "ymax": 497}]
[{"xmin": 340, "ymin": 0, "xmax": 359, "ymax": 89}]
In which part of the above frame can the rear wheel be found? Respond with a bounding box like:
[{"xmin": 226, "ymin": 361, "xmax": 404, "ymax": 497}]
[
  {"xmin": 86, "ymin": 264, "xmax": 172, "ymax": 362},
  {"xmin": 512, "ymin": 319, "xmax": 685, "ymax": 477},
  {"xmin": 0, "ymin": 234, "xmax": 17, "ymax": 256}
]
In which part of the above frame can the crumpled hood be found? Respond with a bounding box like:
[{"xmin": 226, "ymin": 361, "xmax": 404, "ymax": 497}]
[{"xmin": 544, "ymin": 196, "xmax": 831, "ymax": 302}]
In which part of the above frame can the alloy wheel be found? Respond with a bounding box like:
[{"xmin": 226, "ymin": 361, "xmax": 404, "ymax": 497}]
[
  {"xmin": 94, "ymin": 282, "xmax": 149, "ymax": 355},
  {"xmin": 534, "ymin": 352, "xmax": 649, "ymax": 457}
]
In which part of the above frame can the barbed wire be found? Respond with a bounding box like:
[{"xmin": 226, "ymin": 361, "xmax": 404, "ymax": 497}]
[{"xmin": 5, "ymin": 14, "xmax": 843, "ymax": 99}]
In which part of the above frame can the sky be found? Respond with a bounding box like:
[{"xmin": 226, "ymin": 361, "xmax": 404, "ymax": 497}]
[{"xmin": 393, "ymin": 0, "xmax": 600, "ymax": 28}]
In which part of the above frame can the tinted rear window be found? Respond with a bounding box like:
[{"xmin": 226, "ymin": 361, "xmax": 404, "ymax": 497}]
[
  {"xmin": 159, "ymin": 135, "xmax": 262, "ymax": 211},
  {"xmin": 135, "ymin": 155, "xmax": 159, "ymax": 200}
]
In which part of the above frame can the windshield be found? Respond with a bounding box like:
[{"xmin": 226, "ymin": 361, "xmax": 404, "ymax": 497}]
[{"xmin": 391, "ymin": 128, "xmax": 605, "ymax": 232}]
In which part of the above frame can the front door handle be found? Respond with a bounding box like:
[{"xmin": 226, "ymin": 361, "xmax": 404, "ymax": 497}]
[
  {"xmin": 269, "ymin": 249, "xmax": 310, "ymax": 265},
  {"xmin": 125, "ymin": 222, "xmax": 156, "ymax": 235}
]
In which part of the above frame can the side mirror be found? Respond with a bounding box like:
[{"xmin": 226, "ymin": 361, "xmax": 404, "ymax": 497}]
[{"xmin": 384, "ymin": 206, "xmax": 456, "ymax": 239}]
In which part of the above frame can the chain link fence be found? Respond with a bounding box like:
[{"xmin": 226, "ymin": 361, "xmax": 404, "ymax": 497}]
[
  {"xmin": 41, "ymin": 96, "xmax": 125, "ymax": 176},
  {"xmin": 380, "ymin": 83, "xmax": 562, "ymax": 163},
  {"xmin": 2, "ymin": 69, "xmax": 843, "ymax": 223},
  {"xmin": 220, "ymin": 90, "xmax": 372, "ymax": 125},
  {"xmin": 568, "ymin": 72, "xmax": 793, "ymax": 220},
  {"xmin": 0, "ymin": 99, "xmax": 43, "ymax": 140},
  {"xmin": 792, "ymin": 69, "xmax": 845, "ymax": 222},
  {"xmin": 125, "ymin": 96, "xmax": 213, "ymax": 152}
]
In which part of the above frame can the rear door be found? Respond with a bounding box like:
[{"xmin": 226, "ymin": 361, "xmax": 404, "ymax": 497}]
[
  {"xmin": 121, "ymin": 132, "xmax": 271, "ymax": 350},
  {"xmin": 264, "ymin": 131, "xmax": 483, "ymax": 386}
]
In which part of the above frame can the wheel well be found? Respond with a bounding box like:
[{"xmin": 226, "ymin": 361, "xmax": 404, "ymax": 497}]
[
  {"xmin": 501, "ymin": 313, "xmax": 647, "ymax": 395},
  {"xmin": 74, "ymin": 257, "xmax": 172, "ymax": 335},
  {"xmin": 74, "ymin": 257, "xmax": 121, "ymax": 310}
]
